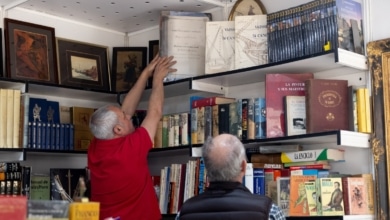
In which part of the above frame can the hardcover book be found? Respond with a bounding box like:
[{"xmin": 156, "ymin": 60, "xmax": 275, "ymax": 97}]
[
  {"xmin": 342, "ymin": 176, "xmax": 369, "ymax": 215},
  {"xmin": 160, "ymin": 11, "xmax": 210, "ymax": 81},
  {"xmin": 235, "ymin": 15, "xmax": 268, "ymax": 69},
  {"xmin": 254, "ymin": 97, "xmax": 266, "ymax": 139},
  {"xmin": 191, "ymin": 96, "xmax": 235, "ymax": 108},
  {"xmin": 265, "ymin": 73, "xmax": 313, "ymax": 138},
  {"xmin": 30, "ymin": 175, "xmax": 50, "ymax": 200},
  {"xmin": 205, "ymin": 21, "xmax": 235, "ymax": 74},
  {"xmin": 284, "ymin": 96, "xmax": 306, "ymax": 136},
  {"xmin": 281, "ymin": 148, "xmax": 345, "ymax": 163},
  {"xmin": 28, "ymin": 200, "xmax": 69, "ymax": 220},
  {"xmin": 28, "ymin": 97, "xmax": 48, "ymax": 123},
  {"xmin": 69, "ymin": 201, "xmax": 99, "ymax": 220},
  {"xmin": 305, "ymin": 79, "xmax": 349, "ymax": 133}
]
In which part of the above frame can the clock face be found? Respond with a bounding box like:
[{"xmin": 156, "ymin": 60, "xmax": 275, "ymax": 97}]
[{"xmin": 229, "ymin": 0, "xmax": 266, "ymax": 21}]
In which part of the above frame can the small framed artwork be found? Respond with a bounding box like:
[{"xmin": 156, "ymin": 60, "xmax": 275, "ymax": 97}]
[
  {"xmin": 56, "ymin": 38, "xmax": 110, "ymax": 91},
  {"xmin": 148, "ymin": 40, "xmax": 159, "ymax": 63},
  {"xmin": 111, "ymin": 47, "xmax": 147, "ymax": 92},
  {"xmin": 4, "ymin": 18, "xmax": 58, "ymax": 84}
]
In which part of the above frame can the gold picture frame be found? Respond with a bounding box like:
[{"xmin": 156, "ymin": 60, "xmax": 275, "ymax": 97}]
[
  {"xmin": 367, "ymin": 38, "xmax": 390, "ymax": 218},
  {"xmin": 228, "ymin": 0, "xmax": 267, "ymax": 21}
]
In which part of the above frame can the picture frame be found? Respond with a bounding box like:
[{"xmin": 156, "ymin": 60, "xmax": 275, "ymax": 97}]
[
  {"xmin": 228, "ymin": 0, "xmax": 267, "ymax": 21},
  {"xmin": 4, "ymin": 18, "xmax": 58, "ymax": 84},
  {"xmin": 148, "ymin": 40, "xmax": 159, "ymax": 64},
  {"xmin": 56, "ymin": 38, "xmax": 110, "ymax": 91},
  {"xmin": 111, "ymin": 47, "xmax": 147, "ymax": 92},
  {"xmin": 367, "ymin": 37, "xmax": 390, "ymax": 217}
]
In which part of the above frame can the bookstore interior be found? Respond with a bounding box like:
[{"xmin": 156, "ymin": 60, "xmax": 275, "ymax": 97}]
[{"xmin": 0, "ymin": 0, "xmax": 389, "ymax": 219}]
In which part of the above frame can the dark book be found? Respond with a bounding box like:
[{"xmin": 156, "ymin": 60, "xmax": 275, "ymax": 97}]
[
  {"xmin": 46, "ymin": 100, "xmax": 60, "ymax": 124},
  {"xmin": 21, "ymin": 166, "xmax": 31, "ymax": 198},
  {"xmin": 305, "ymin": 79, "xmax": 349, "ymax": 133},
  {"xmin": 50, "ymin": 168, "xmax": 88, "ymax": 202},
  {"xmin": 265, "ymin": 73, "xmax": 313, "ymax": 138},
  {"xmin": 218, "ymin": 103, "xmax": 230, "ymax": 135},
  {"xmin": 0, "ymin": 162, "xmax": 21, "ymax": 172},
  {"xmin": 241, "ymin": 99, "xmax": 249, "ymax": 140},
  {"xmin": 204, "ymin": 106, "xmax": 212, "ymax": 140},
  {"xmin": 28, "ymin": 97, "xmax": 48, "ymax": 123}
]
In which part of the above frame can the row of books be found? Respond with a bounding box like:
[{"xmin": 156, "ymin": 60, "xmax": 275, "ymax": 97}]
[
  {"xmin": 1, "ymin": 196, "xmax": 99, "ymax": 220},
  {"xmin": 0, "ymin": 88, "xmax": 21, "ymax": 148},
  {"xmin": 153, "ymin": 113, "xmax": 190, "ymax": 148},
  {"xmin": 27, "ymin": 122, "xmax": 74, "ymax": 150},
  {"xmin": 0, "ymin": 162, "xmax": 30, "ymax": 197}
]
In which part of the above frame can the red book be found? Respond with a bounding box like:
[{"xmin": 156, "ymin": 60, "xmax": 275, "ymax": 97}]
[
  {"xmin": 0, "ymin": 196, "xmax": 27, "ymax": 219},
  {"xmin": 305, "ymin": 79, "xmax": 349, "ymax": 133},
  {"xmin": 191, "ymin": 96, "xmax": 235, "ymax": 108},
  {"xmin": 289, "ymin": 164, "xmax": 331, "ymax": 170},
  {"xmin": 265, "ymin": 73, "xmax": 313, "ymax": 138}
]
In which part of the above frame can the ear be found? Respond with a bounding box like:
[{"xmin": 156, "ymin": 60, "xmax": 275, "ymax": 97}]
[
  {"xmin": 241, "ymin": 160, "xmax": 247, "ymax": 173},
  {"xmin": 113, "ymin": 124, "xmax": 123, "ymax": 135}
]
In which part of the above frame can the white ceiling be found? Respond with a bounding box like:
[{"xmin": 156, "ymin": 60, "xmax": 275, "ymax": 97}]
[{"xmin": 1, "ymin": 0, "xmax": 236, "ymax": 34}]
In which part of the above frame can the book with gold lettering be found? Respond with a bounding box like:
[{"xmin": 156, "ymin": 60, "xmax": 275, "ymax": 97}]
[
  {"xmin": 305, "ymin": 79, "xmax": 349, "ymax": 133},
  {"xmin": 69, "ymin": 200, "xmax": 99, "ymax": 220}
]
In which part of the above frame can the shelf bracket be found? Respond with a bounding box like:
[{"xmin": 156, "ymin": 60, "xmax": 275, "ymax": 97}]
[
  {"xmin": 191, "ymin": 81, "xmax": 225, "ymax": 95},
  {"xmin": 337, "ymin": 48, "xmax": 368, "ymax": 70}
]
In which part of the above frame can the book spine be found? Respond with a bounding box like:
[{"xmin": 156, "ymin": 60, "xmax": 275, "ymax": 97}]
[
  {"xmin": 236, "ymin": 99, "xmax": 243, "ymax": 139},
  {"xmin": 241, "ymin": 99, "xmax": 249, "ymax": 140},
  {"xmin": 204, "ymin": 106, "xmax": 212, "ymax": 140},
  {"xmin": 212, "ymin": 105, "xmax": 219, "ymax": 137},
  {"xmin": 196, "ymin": 107, "xmax": 205, "ymax": 144},
  {"xmin": 218, "ymin": 104, "xmax": 230, "ymax": 134},
  {"xmin": 254, "ymin": 97, "xmax": 266, "ymax": 139},
  {"xmin": 248, "ymin": 98, "xmax": 255, "ymax": 140},
  {"xmin": 228, "ymin": 102, "xmax": 238, "ymax": 137},
  {"xmin": 162, "ymin": 115, "xmax": 169, "ymax": 147},
  {"xmin": 253, "ymin": 168, "xmax": 265, "ymax": 195},
  {"xmin": 190, "ymin": 109, "xmax": 198, "ymax": 145}
]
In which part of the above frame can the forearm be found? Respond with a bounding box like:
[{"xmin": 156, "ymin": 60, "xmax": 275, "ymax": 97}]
[
  {"xmin": 121, "ymin": 71, "xmax": 150, "ymax": 115},
  {"xmin": 147, "ymin": 79, "xmax": 164, "ymax": 119}
]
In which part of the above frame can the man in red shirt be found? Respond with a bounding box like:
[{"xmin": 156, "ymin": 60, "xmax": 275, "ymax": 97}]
[{"xmin": 88, "ymin": 55, "xmax": 176, "ymax": 220}]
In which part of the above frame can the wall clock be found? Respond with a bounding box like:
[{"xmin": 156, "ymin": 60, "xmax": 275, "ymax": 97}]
[{"xmin": 228, "ymin": 0, "xmax": 267, "ymax": 21}]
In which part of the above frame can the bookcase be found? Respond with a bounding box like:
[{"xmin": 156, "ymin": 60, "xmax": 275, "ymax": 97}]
[{"xmin": 0, "ymin": 0, "xmax": 379, "ymax": 219}]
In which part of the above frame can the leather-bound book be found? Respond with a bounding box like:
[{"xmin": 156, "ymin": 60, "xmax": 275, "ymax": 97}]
[{"xmin": 305, "ymin": 79, "xmax": 349, "ymax": 133}]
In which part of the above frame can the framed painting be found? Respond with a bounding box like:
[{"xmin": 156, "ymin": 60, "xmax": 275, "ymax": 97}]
[
  {"xmin": 111, "ymin": 47, "xmax": 147, "ymax": 92},
  {"xmin": 367, "ymin": 38, "xmax": 390, "ymax": 218},
  {"xmin": 56, "ymin": 38, "xmax": 110, "ymax": 91},
  {"xmin": 4, "ymin": 18, "xmax": 58, "ymax": 84},
  {"xmin": 148, "ymin": 40, "xmax": 159, "ymax": 63}
]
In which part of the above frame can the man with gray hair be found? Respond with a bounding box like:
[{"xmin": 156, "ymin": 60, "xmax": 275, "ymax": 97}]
[
  {"xmin": 177, "ymin": 134, "xmax": 286, "ymax": 220},
  {"xmin": 88, "ymin": 55, "xmax": 176, "ymax": 220}
]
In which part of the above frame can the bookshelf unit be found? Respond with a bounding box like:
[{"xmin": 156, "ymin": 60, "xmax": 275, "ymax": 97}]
[{"xmin": 0, "ymin": 0, "xmax": 376, "ymax": 219}]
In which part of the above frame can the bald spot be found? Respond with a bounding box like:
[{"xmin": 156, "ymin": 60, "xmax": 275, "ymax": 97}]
[{"xmin": 208, "ymin": 134, "xmax": 234, "ymax": 167}]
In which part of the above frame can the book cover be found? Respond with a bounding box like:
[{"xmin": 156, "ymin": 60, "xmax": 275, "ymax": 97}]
[
  {"xmin": 284, "ymin": 96, "xmax": 306, "ymax": 136},
  {"xmin": 342, "ymin": 176, "xmax": 369, "ymax": 215},
  {"xmin": 69, "ymin": 201, "xmax": 99, "ymax": 220},
  {"xmin": 289, "ymin": 175, "xmax": 316, "ymax": 216},
  {"xmin": 6, "ymin": 89, "xmax": 14, "ymax": 148},
  {"xmin": 190, "ymin": 109, "xmax": 198, "ymax": 145},
  {"xmin": 283, "ymin": 160, "xmax": 330, "ymax": 168},
  {"xmin": 196, "ymin": 107, "xmax": 205, "ymax": 144},
  {"xmin": 235, "ymin": 15, "xmax": 268, "ymax": 69},
  {"xmin": 46, "ymin": 100, "xmax": 60, "ymax": 124},
  {"xmin": 162, "ymin": 115, "xmax": 169, "ymax": 147},
  {"xmin": 304, "ymin": 180, "xmax": 318, "ymax": 216},
  {"xmin": 253, "ymin": 167, "xmax": 265, "ymax": 195},
  {"xmin": 281, "ymin": 148, "xmax": 345, "ymax": 163},
  {"xmin": 336, "ymin": 0, "xmax": 364, "ymax": 54},
  {"xmin": 265, "ymin": 73, "xmax": 313, "ymax": 138},
  {"xmin": 254, "ymin": 97, "xmax": 266, "ymax": 139},
  {"xmin": 356, "ymin": 87, "xmax": 371, "ymax": 133},
  {"xmin": 0, "ymin": 195, "xmax": 27, "ymax": 219},
  {"xmin": 241, "ymin": 99, "xmax": 248, "ymax": 140},
  {"xmin": 229, "ymin": 102, "xmax": 239, "ymax": 137},
  {"xmin": 13, "ymin": 89, "xmax": 21, "ymax": 148},
  {"xmin": 348, "ymin": 86, "xmax": 358, "ymax": 131},
  {"xmin": 30, "ymin": 175, "xmax": 50, "ymax": 200},
  {"xmin": 352, "ymin": 173, "xmax": 374, "ymax": 214},
  {"xmin": 27, "ymin": 200, "xmax": 69, "ymax": 220},
  {"xmin": 247, "ymin": 98, "xmax": 255, "ymax": 140},
  {"xmin": 218, "ymin": 103, "xmax": 230, "ymax": 135},
  {"xmin": 277, "ymin": 177, "xmax": 290, "ymax": 216},
  {"xmin": 0, "ymin": 89, "xmax": 7, "ymax": 148},
  {"xmin": 236, "ymin": 99, "xmax": 243, "ymax": 139},
  {"xmin": 204, "ymin": 106, "xmax": 212, "ymax": 141},
  {"xmin": 191, "ymin": 96, "xmax": 235, "ymax": 108},
  {"xmin": 205, "ymin": 21, "xmax": 235, "ymax": 74},
  {"xmin": 305, "ymin": 79, "xmax": 349, "ymax": 133},
  {"xmin": 50, "ymin": 168, "xmax": 88, "ymax": 202},
  {"xmin": 179, "ymin": 113, "xmax": 189, "ymax": 145},
  {"xmin": 160, "ymin": 11, "xmax": 210, "ymax": 81},
  {"xmin": 21, "ymin": 166, "xmax": 31, "ymax": 198},
  {"xmin": 319, "ymin": 177, "xmax": 344, "ymax": 216},
  {"xmin": 212, "ymin": 105, "xmax": 219, "ymax": 137},
  {"xmin": 244, "ymin": 163, "xmax": 254, "ymax": 193},
  {"xmin": 28, "ymin": 97, "xmax": 48, "ymax": 123},
  {"xmin": 70, "ymin": 107, "xmax": 95, "ymax": 131}
]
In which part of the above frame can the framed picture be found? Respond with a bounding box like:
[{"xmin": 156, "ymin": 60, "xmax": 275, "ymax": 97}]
[
  {"xmin": 111, "ymin": 47, "xmax": 147, "ymax": 92},
  {"xmin": 56, "ymin": 38, "xmax": 110, "ymax": 91},
  {"xmin": 4, "ymin": 18, "xmax": 58, "ymax": 84},
  {"xmin": 148, "ymin": 40, "xmax": 159, "ymax": 63},
  {"xmin": 228, "ymin": 0, "xmax": 267, "ymax": 21}
]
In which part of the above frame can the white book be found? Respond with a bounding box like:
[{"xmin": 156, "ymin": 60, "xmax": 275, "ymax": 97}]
[
  {"xmin": 13, "ymin": 90, "xmax": 21, "ymax": 148},
  {"xmin": 205, "ymin": 21, "xmax": 235, "ymax": 74},
  {"xmin": 245, "ymin": 162, "xmax": 254, "ymax": 193},
  {"xmin": 284, "ymin": 96, "xmax": 307, "ymax": 136},
  {"xmin": 235, "ymin": 15, "xmax": 268, "ymax": 69}
]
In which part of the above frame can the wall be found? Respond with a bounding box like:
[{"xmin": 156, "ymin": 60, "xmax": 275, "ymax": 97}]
[{"xmin": 370, "ymin": 0, "xmax": 390, "ymax": 41}]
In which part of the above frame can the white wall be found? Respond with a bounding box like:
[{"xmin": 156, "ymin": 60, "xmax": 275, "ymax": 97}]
[{"xmin": 370, "ymin": 0, "xmax": 390, "ymax": 41}]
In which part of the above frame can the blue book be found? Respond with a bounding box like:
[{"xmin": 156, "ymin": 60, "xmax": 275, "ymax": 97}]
[
  {"xmin": 253, "ymin": 168, "xmax": 265, "ymax": 195},
  {"xmin": 28, "ymin": 98, "xmax": 48, "ymax": 123},
  {"xmin": 254, "ymin": 97, "xmax": 266, "ymax": 139},
  {"xmin": 69, "ymin": 124, "xmax": 74, "ymax": 150},
  {"xmin": 50, "ymin": 123, "xmax": 56, "ymax": 150},
  {"xmin": 64, "ymin": 124, "xmax": 70, "ymax": 150},
  {"xmin": 45, "ymin": 123, "xmax": 51, "ymax": 150},
  {"xmin": 59, "ymin": 124, "xmax": 65, "ymax": 150},
  {"xmin": 54, "ymin": 123, "xmax": 60, "ymax": 150},
  {"xmin": 46, "ymin": 101, "xmax": 60, "ymax": 124},
  {"xmin": 41, "ymin": 122, "xmax": 47, "ymax": 149}
]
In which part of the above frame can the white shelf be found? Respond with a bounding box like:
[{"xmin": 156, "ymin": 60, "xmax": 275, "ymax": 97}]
[{"xmin": 343, "ymin": 215, "xmax": 374, "ymax": 220}]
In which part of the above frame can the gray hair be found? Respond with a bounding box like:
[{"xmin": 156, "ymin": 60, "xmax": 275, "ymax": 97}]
[
  {"xmin": 202, "ymin": 134, "xmax": 247, "ymax": 182},
  {"xmin": 89, "ymin": 105, "xmax": 119, "ymax": 139}
]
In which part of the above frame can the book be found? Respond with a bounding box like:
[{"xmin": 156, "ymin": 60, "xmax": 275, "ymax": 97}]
[
  {"xmin": 27, "ymin": 200, "xmax": 69, "ymax": 220},
  {"xmin": 0, "ymin": 195, "xmax": 27, "ymax": 219},
  {"xmin": 252, "ymin": 162, "xmax": 284, "ymax": 169},
  {"xmin": 13, "ymin": 89, "xmax": 21, "ymax": 148},
  {"xmin": 0, "ymin": 89, "xmax": 7, "ymax": 148},
  {"xmin": 205, "ymin": 21, "xmax": 235, "ymax": 74},
  {"xmin": 356, "ymin": 87, "xmax": 372, "ymax": 133},
  {"xmin": 305, "ymin": 79, "xmax": 349, "ymax": 133},
  {"xmin": 6, "ymin": 89, "xmax": 14, "ymax": 148},
  {"xmin": 69, "ymin": 200, "xmax": 99, "ymax": 220},
  {"xmin": 247, "ymin": 98, "xmax": 255, "ymax": 140},
  {"xmin": 28, "ymin": 97, "xmax": 48, "ymax": 123},
  {"xmin": 21, "ymin": 166, "xmax": 31, "ymax": 198},
  {"xmin": 352, "ymin": 173, "xmax": 374, "ymax": 214},
  {"xmin": 253, "ymin": 167, "xmax": 265, "ymax": 195},
  {"xmin": 248, "ymin": 144, "xmax": 302, "ymax": 154},
  {"xmin": 30, "ymin": 175, "xmax": 50, "ymax": 200},
  {"xmin": 46, "ymin": 100, "xmax": 61, "ymax": 124},
  {"xmin": 160, "ymin": 11, "xmax": 211, "ymax": 81},
  {"xmin": 265, "ymin": 73, "xmax": 314, "ymax": 138},
  {"xmin": 348, "ymin": 86, "xmax": 358, "ymax": 131},
  {"xmin": 304, "ymin": 180, "xmax": 318, "ymax": 216},
  {"xmin": 281, "ymin": 149, "xmax": 345, "ymax": 163},
  {"xmin": 289, "ymin": 175, "xmax": 317, "ymax": 216},
  {"xmin": 289, "ymin": 164, "xmax": 331, "ymax": 170},
  {"xmin": 277, "ymin": 177, "xmax": 290, "ymax": 216},
  {"xmin": 284, "ymin": 96, "xmax": 306, "ymax": 136},
  {"xmin": 50, "ymin": 168, "xmax": 88, "ymax": 202},
  {"xmin": 254, "ymin": 97, "xmax": 266, "ymax": 139},
  {"xmin": 235, "ymin": 15, "xmax": 268, "ymax": 69},
  {"xmin": 244, "ymin": 163, "xmax": 254, "ymax": 193},
  {"xmin": 283, "ymin": 160, "xmax": 330, "ymax": 168},
  {"xmin": 250, "ymin": 153, "xmax": 282, "ymax": 164},
  {"xmin": 218, "ymin": 103, "xmax": 230, "ymax": 134},
  {"xmin": 319, "ymin": 177, "xmax": 344, "ymax": 216},
  {"xmin": 191, "ymin": 96, "xmax": 235, "ymax": 108},
  {"xmin": 342, "ymin": 176, "xmax": 369, "ymax": 215}
]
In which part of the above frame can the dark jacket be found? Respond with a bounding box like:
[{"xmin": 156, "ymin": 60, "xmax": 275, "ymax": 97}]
[{"xmin": 179, "ymin": 181, "xmax": 272, "ymax": 220}]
